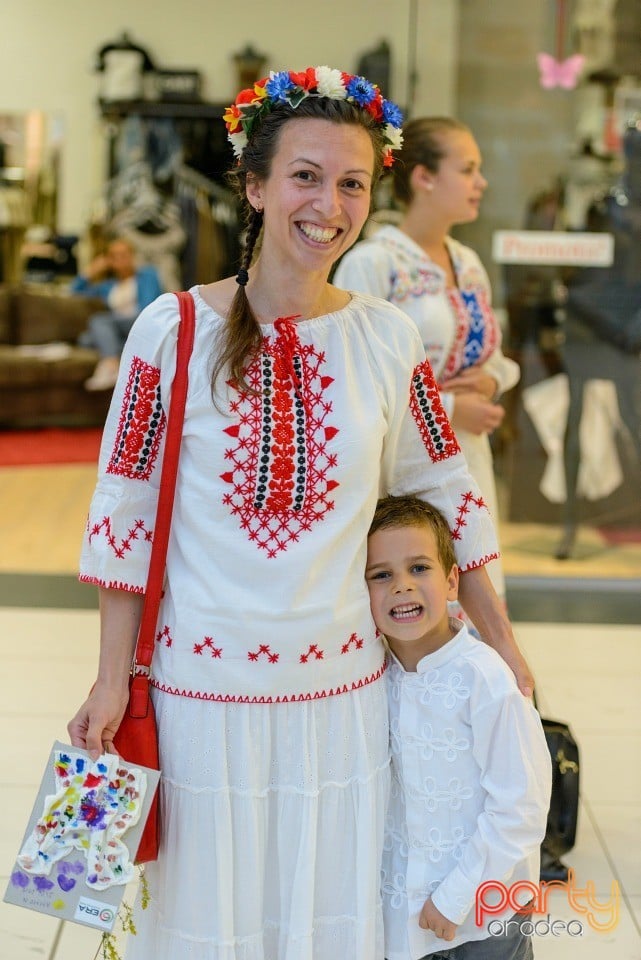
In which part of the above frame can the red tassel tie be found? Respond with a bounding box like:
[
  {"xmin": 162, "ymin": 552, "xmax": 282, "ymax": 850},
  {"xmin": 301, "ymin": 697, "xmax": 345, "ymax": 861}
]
[{"xmin": 273, "ymin": 316, "xmax": 314, "ymax": 422}]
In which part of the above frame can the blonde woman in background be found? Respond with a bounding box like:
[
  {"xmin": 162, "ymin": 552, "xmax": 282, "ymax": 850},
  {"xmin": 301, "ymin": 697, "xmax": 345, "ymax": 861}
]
[{"xmin": 334, "ymin": 117, "xmax": 520, "ymax": 622}]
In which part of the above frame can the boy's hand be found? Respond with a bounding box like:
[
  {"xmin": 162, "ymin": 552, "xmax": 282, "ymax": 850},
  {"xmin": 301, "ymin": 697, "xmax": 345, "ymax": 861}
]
[{"xmin": 418, "ymin": 898, "xmax": 458, "ymax": 941}]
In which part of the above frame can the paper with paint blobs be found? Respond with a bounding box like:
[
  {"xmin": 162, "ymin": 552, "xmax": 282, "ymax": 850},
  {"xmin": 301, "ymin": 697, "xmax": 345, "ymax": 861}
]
[{"xmin": 3, "ymin": 741, "xmax": 160, "ymax": 931}]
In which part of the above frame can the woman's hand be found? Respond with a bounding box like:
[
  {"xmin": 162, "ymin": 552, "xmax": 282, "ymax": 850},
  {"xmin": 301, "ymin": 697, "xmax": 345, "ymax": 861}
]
[
  {"xmin": 484, "ymin": 630, "xmax": 535, "ymax": 698},
  {"xmin": 68, "ymin": 680, "xmax": 130, "ymax": 760},
  {"xmin": 419, "ymin": 898, "xmax": 458, "ymax": 941},
  {"xmin": 449, "ymin": 392, "xmax": 505, "ymax": 435},
  {"xmin": 442, "ymin": 367, "xmax": 498, "ymax": 400}
]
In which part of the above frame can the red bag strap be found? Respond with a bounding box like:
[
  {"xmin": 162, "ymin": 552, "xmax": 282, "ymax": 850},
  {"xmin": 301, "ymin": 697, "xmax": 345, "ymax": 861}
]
[{"xmin": 133, "ymin": 291, "xmax": 196, "ymax": 670}]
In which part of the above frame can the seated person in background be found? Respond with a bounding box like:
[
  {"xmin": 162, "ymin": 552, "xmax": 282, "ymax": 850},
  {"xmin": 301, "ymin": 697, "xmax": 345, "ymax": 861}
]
[
  {"xmin": 71, "ymin": 236, "xmax": 163, "ymax": 390},
  {"xmin": 366, "ymin": 495, "xmax": 551, "ymax": 960}
]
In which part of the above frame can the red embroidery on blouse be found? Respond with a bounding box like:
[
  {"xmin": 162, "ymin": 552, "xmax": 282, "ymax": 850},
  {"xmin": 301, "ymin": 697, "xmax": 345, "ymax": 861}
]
[
  {"xmin": 78, "ymin": 575, "xmax": 145, "ymax": 594},
  {"xmin": 442, "ymin": 291, "xmax": 470, "ymax": 382},
  {"xmin": 300, "ymin": 643, "xmax": 324, "ymax": 663},
  {"xmin": 155, "ymin": 633, "xmax": 372, "ymax": 665},
  {"xmin": 461, "ymin": 552, "xmax": 501, "ymax": 572},
  {"xmin": 151, "ymin": 662, "xmax": 387, "ymax": 704},
  {"xmin": 107, "ymin": 356, "xmax": 165, "ymax": 480},
  {"xmin": 341, "ymin": 633, "xmax": 365, "ymax": 654},
  {"xmin": 221, "ymin": 320, "xmax": 339, "ymax": 557},
  {"xmin": 410, "ymin": 360, "xmax": 461, "ymax": 462},
  {"xmin": 87, "ymin": 517, "xmax": 153, "ymax": 558},
  {"xmin": 193, "ymin": 636, "xmax": 223, "ymax": 658},
  {"xmin": 248, "ymin": 643, "xmax": 280, "ymax": 663},
  {"xmin": 156, "ymin": 625, "xmax": 173, "ymax": 647},
  {"xmin": 442, "ymin": 288, "xmax": 499, "ymax": 383},
  {"xmin": 451, "ymin": 490, "xmax": 488, "ymax": 542}
]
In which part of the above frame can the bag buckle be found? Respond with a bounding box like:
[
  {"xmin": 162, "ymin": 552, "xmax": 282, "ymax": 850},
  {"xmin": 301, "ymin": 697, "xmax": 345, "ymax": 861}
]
[{"xmin": 556, "ymin": 749, "xmax": 579, "ymax": 775}]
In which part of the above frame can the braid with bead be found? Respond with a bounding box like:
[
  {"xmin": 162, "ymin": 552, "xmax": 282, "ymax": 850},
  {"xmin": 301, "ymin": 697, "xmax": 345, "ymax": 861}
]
[{"xmin": 211, "ymin": 207, "xmax": 264, "ymax": 398}]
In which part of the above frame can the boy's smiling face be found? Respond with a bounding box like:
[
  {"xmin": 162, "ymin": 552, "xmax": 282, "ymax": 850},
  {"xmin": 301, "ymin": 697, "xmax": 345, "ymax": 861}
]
[{"xmin": 366, "ymin": 524, "xmax": 459, "ymax": 670}]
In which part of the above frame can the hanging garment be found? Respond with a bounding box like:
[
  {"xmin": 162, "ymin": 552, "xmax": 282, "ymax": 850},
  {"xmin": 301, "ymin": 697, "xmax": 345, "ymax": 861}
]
[{"xmin": 522, "ymin": 373, "xmax": 623, "ymax": 502}]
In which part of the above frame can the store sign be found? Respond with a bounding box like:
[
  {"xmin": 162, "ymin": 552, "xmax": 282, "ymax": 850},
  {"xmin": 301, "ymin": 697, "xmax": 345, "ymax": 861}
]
[{"xmin": 492, "ymin": 231, "xmax": 614, "ymax": 266}]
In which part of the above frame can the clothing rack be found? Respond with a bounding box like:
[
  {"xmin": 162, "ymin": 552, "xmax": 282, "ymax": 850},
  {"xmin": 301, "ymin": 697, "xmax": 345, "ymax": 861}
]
[
  {"xmin": 174, "ymin": 165, "xmax": 241, "ymax": 287},
  {"xmin": 175, "ymin": 164, "xmax": 233, "ymax": 206}
]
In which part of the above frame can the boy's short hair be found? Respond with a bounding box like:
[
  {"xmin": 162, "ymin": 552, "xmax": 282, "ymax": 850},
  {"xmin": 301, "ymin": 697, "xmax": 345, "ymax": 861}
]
[{"xmin": 369, "ymin": 495, "xmax": 457, "ymax": 573}]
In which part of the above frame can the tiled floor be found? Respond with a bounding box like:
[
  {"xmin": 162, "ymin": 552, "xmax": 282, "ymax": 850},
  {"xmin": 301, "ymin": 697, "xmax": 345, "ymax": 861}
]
[{"xmin": 0, "ymin": 608, "xmax": 639, "ymax": 959}]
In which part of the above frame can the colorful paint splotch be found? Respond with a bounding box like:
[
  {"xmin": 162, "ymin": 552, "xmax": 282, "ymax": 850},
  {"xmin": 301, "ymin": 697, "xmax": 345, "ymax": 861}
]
[{"xmin": 17, "ymin": 751, "xmax": 146, "ymax": 890}]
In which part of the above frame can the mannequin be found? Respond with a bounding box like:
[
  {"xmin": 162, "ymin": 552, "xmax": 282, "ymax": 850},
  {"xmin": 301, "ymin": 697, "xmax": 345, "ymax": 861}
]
[{"xmin": 557, "ymin": 122, "xmax": 641, "ymax": 558}]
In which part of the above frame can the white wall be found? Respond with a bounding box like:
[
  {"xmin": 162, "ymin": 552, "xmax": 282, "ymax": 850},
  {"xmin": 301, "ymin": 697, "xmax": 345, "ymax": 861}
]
[
  {"xmin": 411, "ymin": 0, "xmax": 461, "ymax": 118},
  {"xmin": 3, "ymin": 0, "xmax": 459, "ymax": 232}
]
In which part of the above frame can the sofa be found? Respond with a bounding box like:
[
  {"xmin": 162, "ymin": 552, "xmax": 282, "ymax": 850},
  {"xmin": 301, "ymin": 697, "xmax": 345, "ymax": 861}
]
[{"xmin": 0, "ymin": 285, "xmax": 113, "ymax": 428}]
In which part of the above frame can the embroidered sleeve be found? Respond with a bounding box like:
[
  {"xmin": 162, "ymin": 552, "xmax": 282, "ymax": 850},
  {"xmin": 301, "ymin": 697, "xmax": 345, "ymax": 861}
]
[
  {"xmin": 379, "ymin": 319, "xmax": 500, "ymax": 573},
  {"xmin": 107, "ymin": 356, "xmax": 165, "ymax": 480},
  {"xmin": 79, "ymin": 295, "xmax": 180, "ymax": 593}
]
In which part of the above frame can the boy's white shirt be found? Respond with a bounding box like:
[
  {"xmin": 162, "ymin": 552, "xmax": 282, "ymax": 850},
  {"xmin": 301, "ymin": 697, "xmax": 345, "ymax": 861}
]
[{"xmin": 382, "ymin": 619, "xmax": 552, "ymax": 960}]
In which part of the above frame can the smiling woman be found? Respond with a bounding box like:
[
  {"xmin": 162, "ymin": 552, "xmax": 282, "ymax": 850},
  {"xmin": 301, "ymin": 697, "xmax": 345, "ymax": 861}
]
[
  {"xmin": 67, "ymin": 65, "xmax": 532, "ymax": 960},
  {"xmin": 245, "ymin": 118, "xmax": 375, "ymax": 266}
]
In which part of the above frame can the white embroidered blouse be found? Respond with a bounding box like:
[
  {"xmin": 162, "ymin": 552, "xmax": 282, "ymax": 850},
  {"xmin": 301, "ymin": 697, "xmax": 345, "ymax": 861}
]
[
  {"xmin": 333, "ymin": 225, "xmax": 520, "ymax": 419},
  {"xmin": 80, "ymin": 289, "xmax": 499, "ymax": 703},
  {"xmin": 382, "ymin": 621, "xmax": 552, "ymax": 960}
]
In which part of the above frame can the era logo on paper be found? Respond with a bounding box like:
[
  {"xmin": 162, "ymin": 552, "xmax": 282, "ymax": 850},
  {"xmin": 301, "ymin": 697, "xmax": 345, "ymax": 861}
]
[{"xmin": 74, "ymin": 896, "xmax": 116, "ymax": 930}]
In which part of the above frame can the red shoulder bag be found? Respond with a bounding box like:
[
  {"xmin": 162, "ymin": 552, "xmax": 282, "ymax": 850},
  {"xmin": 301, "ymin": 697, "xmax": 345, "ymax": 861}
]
[{"xmin": 111, "ymin": 291, "xmax": 195, "ymax": 863}]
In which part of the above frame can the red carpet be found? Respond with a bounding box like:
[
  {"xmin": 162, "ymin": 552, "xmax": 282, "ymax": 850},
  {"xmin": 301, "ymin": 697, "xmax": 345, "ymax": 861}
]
[
  {"xmin": 597, "ymin": 526, "xmax": 641, "ymax": 545},
  {"xmin": 0, "ymin": 427, "xmax": 102, "ymax": 466}
]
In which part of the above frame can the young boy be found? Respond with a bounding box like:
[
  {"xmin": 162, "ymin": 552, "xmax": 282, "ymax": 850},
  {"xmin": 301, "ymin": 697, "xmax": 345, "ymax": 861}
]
[{"xmin": 366, "ymin": 495, "xmax": 552, "ymax": 960}]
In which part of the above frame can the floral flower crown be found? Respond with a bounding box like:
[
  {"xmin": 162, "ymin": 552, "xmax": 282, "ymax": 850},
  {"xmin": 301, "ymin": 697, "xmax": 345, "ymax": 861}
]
[{"xmin": 223, "ymin": 65, "xmax": 404, "ymax": 167}]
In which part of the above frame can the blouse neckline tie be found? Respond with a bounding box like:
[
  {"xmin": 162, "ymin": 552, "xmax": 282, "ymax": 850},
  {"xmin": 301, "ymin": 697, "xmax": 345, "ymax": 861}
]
[{"xmin": 273, "ymin": 315, "xmax": 314, "ymax": 421}]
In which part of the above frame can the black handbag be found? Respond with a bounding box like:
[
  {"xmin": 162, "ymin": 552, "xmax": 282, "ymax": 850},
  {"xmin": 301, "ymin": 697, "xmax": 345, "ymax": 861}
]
[{"xmin": 540, "ymin": 716, "xmax": 580, "ymax": 858}]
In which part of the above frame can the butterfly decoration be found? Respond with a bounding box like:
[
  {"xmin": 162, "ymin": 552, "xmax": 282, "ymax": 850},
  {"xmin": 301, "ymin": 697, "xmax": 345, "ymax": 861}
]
[
  {"xmin": 537, "ymin": 52, "xmax": 586, "ymax": 90},
  {"xmin": 538, "ymin": 0, "xmax": 584, "ymax": 90}
]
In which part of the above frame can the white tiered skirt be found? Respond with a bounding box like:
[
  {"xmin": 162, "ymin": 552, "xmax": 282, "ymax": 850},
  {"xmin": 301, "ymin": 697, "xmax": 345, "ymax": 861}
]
[{"xmin": 127, "ymin": 679, "xmax": 390, "ymax": 960}]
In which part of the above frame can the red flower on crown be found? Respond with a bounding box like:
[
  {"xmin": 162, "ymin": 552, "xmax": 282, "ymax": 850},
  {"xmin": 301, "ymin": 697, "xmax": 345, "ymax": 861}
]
[{"xmin": 290, "ymin": 68, "xmax": 319, "ymax": 91}]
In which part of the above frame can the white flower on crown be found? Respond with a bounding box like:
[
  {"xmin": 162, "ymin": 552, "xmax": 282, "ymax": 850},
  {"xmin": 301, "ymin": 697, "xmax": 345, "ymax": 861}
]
[
  {"xmin": 385, "ymin": 124, "xmax": 404, "ymax": 151},
  {"xmin": 231, "ymin": 130, "xmax": 248, "ymax": 157},
  {"xmin": 316, "ymin": 66, "xmax": 348, "ymax": 99}
]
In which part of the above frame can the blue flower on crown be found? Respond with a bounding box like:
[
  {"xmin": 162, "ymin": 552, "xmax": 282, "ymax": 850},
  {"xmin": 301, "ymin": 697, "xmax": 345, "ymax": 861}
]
[
  {"xmin": 266, "ymin": 72, "xmax": 297, "ymax": 103},
  {"xmin": 345, "ymin": 76, "xmax": 377, "ymax": 106},
  {"xmin": 382, "ymin": 100, "xmax": 404, "ymax": 128}
]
